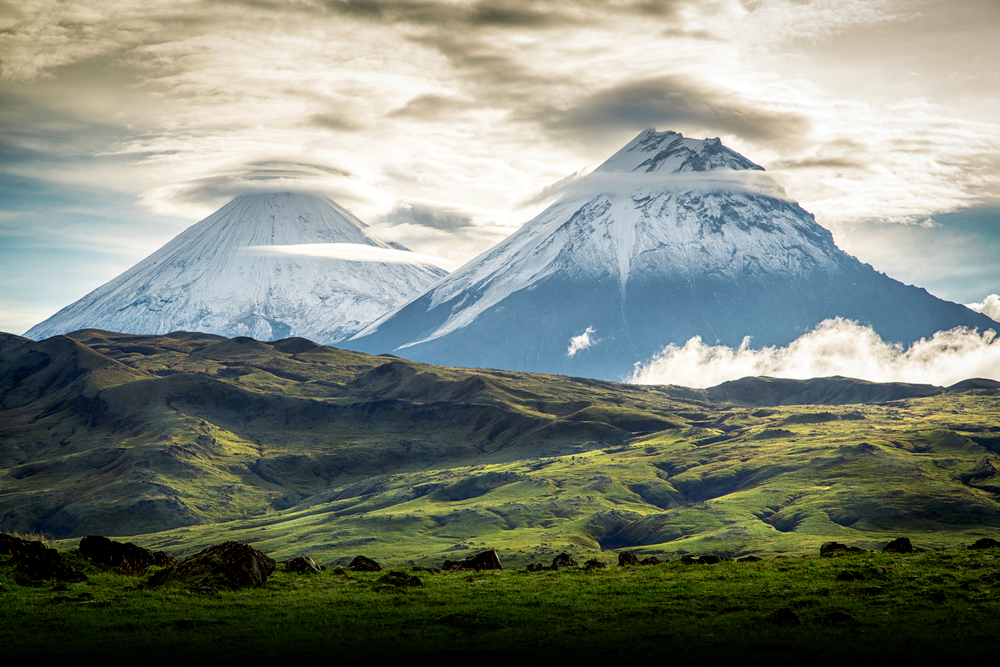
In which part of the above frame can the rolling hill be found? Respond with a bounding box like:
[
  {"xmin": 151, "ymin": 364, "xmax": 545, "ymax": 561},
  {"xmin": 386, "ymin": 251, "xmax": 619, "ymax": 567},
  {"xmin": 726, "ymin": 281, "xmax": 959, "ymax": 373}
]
[{"xmin": 2, "ymin": 330, "xmax": 999, "ymax": 565}]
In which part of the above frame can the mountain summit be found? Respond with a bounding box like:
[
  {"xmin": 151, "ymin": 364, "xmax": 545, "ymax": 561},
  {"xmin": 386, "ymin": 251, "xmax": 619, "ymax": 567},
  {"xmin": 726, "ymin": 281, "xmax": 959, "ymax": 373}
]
[
  {"xmin": 25, "ymin": 193, "xmax": 446, "ymax": 343},
  {"xmin": 345, "ymin": 129, "xmax": 995, "ymax": 380}
]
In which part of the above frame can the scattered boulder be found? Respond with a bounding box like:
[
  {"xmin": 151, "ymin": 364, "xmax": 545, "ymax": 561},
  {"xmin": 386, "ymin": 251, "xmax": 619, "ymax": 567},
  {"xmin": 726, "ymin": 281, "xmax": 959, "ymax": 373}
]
[
  {"xmin": 283, "ymin": 556, "xmax": 322, "ymax": 574},
  {"xmin": 79, "ymin": 535, "xmax": 171, "ymax": 575},
  {"xmin": 820, "ymin": 542, "xmax": 866, "ymax": 557},
  {"xmin": 584, "ymin": 559, "xmax": 607, "ymax": 569},
  {"xmin": 681, "ymin": 554, "xmax": 721, "ymax": 565},
  {"xmin": 0, "ymin": 533, "xmax": 49, "ymax": 559},
  {"xmin": 618, "ymin": 552, "xmax": 640, "ymax": 566},
  {"xmin": 145, "ymin": 541, "xmax": 275, "ymax": 590},
  {"xmin": 882, "ymin": 537, "xmax": 914, "ymax": 554},
  {"xmin": 152, "ymin": 551, "xmax": 178, "ymax": 567},
  {"xmin": 377, "ymin": 571, "xmax": 422, "ymax": 588},
  {"xmin": 551, "ymin": 553, "xmax": 578, "ymax": 569},
  {"xmin": 442, "ymin": 549, "xmax": 502, "ymax": 571},
  {"xmin": 0, "ymin": 534, "xmax": 87, "ymax": 584},
  {"xmin": 13, "ymin": 550, "xmax": 88, "ymax": 584},
  {"xmin": 640, "ymin": 556, "xmax": 661, "ymax": 566},
  {"xmin": 412, "ymin": 566, "xmax": 441, "ymax": 574},
  {"xmin": 738, "ymin": 555, "xmax": 762, "ymax": 563},
  {"xmin": 820, "ymin": 611, "xmax": 855, "ymax": 625},
  {"xmin": 525, "ymin": 562, "xmax": 547, "ymax": 572},
  {"xmin": 348, "ymin": 555, "xmax": 382, "ymax": 572},
  {"xmin": 968, "ymin": 538, "xmax": 1000, "ymax": 550},
  {"xmin": 836, "ymin": 570, "xmax": 866, "ymax": 582},
  {"xmin": 772, "ymin": 608, "xmax": 802, "ymax": 626}
]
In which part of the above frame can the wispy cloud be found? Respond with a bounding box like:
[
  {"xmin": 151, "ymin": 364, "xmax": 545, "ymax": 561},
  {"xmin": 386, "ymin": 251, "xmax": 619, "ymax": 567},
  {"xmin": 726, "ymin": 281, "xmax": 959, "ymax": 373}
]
[
  {"xmin": 567, "ymin": 326, "xmax": 598, "ymax": 357},
  {"xmin": 629, "ymin": 318, "xmax": 1000, "ymax": 388},
  {"xmin": 243, "ymin": 243, "xmax": 456, "ymax": 270}
]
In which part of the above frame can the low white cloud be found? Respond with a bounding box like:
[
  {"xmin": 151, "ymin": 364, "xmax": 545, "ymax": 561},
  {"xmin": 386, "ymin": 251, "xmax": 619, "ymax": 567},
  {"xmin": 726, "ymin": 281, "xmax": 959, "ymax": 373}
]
[
  {"xmin": 628, "ymin": 318, "xmax": 1000, "ymax": 388},
  {"xmin": 567, "ymin": 326, "xmax": 597, "ymax": 357},
  {"xmin": 243, "ymin": 243, "xmax": 456, "ymax": 270},
  {"xmin": 966, "ymin": 294, "xmax": 1000, "ymax": 323}
]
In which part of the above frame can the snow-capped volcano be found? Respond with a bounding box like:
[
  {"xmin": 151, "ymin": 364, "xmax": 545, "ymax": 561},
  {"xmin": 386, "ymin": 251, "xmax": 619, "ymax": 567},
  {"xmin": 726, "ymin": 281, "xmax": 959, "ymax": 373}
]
[
  {"xmin": 25, "ymin": 193, "xmax": 447, "ymax": 343},
  {"xmin": 344, "ymin": 129, "xmax": 995, "ymax": 380}
]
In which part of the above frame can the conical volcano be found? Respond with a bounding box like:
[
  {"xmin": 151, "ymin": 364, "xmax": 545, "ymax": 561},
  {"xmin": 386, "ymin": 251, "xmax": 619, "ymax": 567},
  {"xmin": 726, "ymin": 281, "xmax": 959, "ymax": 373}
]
[
  {"xmin": 25, "ymin": 193, "xmax": 447, "ymax": 343},
  {"xmin": 345, "ymin": 129, "xmax": 995, "ymax": 380}
]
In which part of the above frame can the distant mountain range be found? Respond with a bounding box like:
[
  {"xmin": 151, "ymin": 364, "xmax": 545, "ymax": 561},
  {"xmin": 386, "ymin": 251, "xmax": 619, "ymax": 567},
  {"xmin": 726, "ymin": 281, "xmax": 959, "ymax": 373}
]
[
  {"xmin": 21, "ymin": 131, "xmax": 996, "ymax": 381},
  {"xmin": 344, "ymin": 129, "xmax": 996, "ymax": 380},
  {"xmin": 24, "ymin": 193, "xmax": 446, "ymax": 344}
]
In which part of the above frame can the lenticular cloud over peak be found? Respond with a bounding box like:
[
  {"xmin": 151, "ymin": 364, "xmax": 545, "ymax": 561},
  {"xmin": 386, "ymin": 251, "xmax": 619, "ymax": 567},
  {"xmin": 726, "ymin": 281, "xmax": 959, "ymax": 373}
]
[{"xmin": 628, "ymin": 318, "xmax": 1000, "ymax": 389}]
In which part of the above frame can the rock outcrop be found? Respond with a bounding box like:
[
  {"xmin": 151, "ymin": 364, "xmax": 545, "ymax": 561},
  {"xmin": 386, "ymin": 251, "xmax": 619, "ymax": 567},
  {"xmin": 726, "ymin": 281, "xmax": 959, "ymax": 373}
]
[{"xmin": 145, "ymin": 541, "xmax": 275, "ymax": 590}]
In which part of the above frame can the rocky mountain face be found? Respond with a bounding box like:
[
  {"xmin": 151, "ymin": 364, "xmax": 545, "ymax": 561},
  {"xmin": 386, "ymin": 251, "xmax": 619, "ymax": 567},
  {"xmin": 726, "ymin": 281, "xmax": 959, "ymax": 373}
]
[
  {"xmin": 25, "ymin": 193, "xmax": 447, "ymax": 344},
  {"xmin": 346, "ymin": 130, "xmax": 995, "ymax": 380}
]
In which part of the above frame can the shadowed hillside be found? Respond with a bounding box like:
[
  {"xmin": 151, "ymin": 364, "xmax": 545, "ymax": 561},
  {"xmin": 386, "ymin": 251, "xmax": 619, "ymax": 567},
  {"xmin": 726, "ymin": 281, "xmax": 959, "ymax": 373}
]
[{"xmin": 2, "ymin": 330, "xmax": 999, "ymax": 565}]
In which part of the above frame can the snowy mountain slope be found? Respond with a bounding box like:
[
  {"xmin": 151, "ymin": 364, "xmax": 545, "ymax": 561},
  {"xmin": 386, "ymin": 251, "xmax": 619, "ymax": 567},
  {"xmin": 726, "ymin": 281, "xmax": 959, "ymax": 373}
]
[
  {"xmin": 25, "ymin": 193, "xmax": 447, "ymax": 344},
  {"xmin": 345, "ymin": 129, "xmax": 996, "ymax": 380}
]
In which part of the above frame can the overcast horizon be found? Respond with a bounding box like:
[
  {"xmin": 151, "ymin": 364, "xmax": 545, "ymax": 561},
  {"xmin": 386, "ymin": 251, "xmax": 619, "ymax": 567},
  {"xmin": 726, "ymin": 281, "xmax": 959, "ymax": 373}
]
[{"xmin": 2, "ymin": 0, "xmax": 1000, "ymax": 336}]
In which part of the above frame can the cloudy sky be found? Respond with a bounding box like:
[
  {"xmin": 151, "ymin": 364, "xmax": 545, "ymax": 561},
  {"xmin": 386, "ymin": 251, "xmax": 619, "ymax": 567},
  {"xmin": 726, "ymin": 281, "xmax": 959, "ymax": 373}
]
[{"xmin": 2, "ymin": 0, "xmax": 999, "ymax": 336}]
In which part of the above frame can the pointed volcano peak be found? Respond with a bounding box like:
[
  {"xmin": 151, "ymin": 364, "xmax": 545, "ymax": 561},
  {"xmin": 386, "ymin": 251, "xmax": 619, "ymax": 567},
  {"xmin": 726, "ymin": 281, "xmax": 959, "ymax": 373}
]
[
  {"xmin": 25, "ymin": 192, "xmax": 447, "ymax": 344},
  {"xmin": 596, "ymin": 128, "xmax": 765, "ymax": 175},
  {"xmin": 191, "ymin": 191, "xmax": 386, "ymax": 250}
]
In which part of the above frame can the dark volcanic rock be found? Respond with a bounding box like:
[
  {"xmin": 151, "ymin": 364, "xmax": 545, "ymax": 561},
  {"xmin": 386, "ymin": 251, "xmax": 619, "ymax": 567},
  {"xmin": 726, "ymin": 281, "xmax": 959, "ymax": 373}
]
[
  {"xmin": 0, "ymin": 534, "xmax": 87, "ymax": 584},
  {"xmin": 618, "ymin": 551, "xmax": 640, "ymax": 566},
  {"xmin": 79, "ymin": 535, "xmax": 169, "ymax": 575},
  {"xmin": 283, "ymin": 556, "xmax": 322, "ymax": 574},
  {"xmin": 377, "ymin": 571, "xmax": 422, "ymax": 587},
  {"xmin": 640, "ymin": 556, "xmax": 662, "ymax": 566},
  {"xmin": 152, "ymin": 551, "xmax": 178, "ymax": 567},
  {"xmin": 0, "ymin": 534, "xmax": 48, "ymax": 559},
  {"xmin": 737, "ymin": 555, "xmax": 763, "ymax": 563},
  {"xmin": 412, "ymin": 566, "xmax": 441, "ymax": 574},
  {"xmin": 820, "ymin": 542, "xmax": 866, "ymax": 557},
  {"xmin": 882, "ymin": 537, "xmax": 914, "ymax": 554},
  {"xmin": 551, "ymin": 552, "xmax": 578, "ymax": 569},
  {"xmin": 525, "ymin": 562, "xmax": 547, "ymax": 572},
  {"xmin": 681, "ymin": 554, "xmax": 721, "ymax": 565},
  {"xmin": 820, "ymin": 611, "xmax": 855, "ymax": 625},
  {"xmin": 442, "ymin": 549, "xmax": 502, "ymax": 571},
  {"xmin": 348, "ymin": 555, "xmax": 382, "ymax": 572},
  {"xmin": 968, "ymin": 537, "xmax": 1000, "ymax": 550},
  {"xmin": 13, "ymin": 551, "xmax": 88, "ymax": 584},
  {"xmin": 584, "ymin": 559, "xmax": 607, "ymax": 569},
  {"xmin": 145, "ymin": 541, "xmax": 275, "ymax": 590},
  {"xmin": 772, "ymin": 608, "xmax": 801, "ymax": 626}
]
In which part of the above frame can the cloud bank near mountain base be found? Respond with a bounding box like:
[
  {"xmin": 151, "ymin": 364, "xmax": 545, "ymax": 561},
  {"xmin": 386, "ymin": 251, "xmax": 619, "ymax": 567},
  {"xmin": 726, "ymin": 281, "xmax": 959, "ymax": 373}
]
[{"xmin": 628, "ymin": 318, "xmax": 1000, "ymax": 388}]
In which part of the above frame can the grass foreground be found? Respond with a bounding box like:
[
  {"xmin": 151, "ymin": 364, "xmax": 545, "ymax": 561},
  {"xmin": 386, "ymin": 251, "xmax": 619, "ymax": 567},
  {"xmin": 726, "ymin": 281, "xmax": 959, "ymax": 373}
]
[{"xmin": 3, "ymin": 545, "xmax": 1000, "ymax": 663}]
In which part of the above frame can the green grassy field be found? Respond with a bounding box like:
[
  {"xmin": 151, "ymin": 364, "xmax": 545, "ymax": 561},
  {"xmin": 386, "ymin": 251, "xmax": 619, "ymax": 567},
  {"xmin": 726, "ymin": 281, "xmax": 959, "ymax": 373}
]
[{"xmin": 3, "ymin": 546, "xmax": 1000, "ymax": 662}]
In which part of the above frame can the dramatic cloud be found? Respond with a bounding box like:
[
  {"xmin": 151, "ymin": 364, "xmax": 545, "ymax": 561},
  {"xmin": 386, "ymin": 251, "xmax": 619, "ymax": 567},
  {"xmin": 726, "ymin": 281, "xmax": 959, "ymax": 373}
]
[
  {"xmin": 629, "ymin": 318, "xmax": 1000, "ymax": 388},
  {"xmin": 967, "ymin": 295, "xmax": 1000, "ymax": 323},
  {"xmin": 2, "ymin": 0, "xmax": 999, "ymax": 334},
  {"xmin": 378, "ymin": 200, "xmax": 477, "ymax": 230},
  {"xmin": 567, "ymin": 327, "xmax": 598, "ymax": 357},
  {"xmin": 539, "ymin": 75, "xmax": 810, "ymax": 146}
]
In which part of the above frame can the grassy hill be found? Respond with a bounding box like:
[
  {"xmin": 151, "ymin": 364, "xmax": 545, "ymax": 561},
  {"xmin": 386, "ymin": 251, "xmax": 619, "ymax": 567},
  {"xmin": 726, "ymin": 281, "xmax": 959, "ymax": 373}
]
[{"xmin": 1, "ymin": 329, "xmax": 999, "ymax": 566}]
